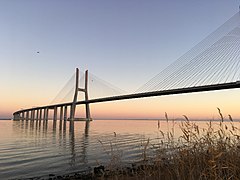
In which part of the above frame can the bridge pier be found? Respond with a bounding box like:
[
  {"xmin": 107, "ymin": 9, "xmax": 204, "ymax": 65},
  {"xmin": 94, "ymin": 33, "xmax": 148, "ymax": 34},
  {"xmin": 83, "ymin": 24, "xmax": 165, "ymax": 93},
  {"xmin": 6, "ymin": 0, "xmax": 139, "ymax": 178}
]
[
  {"xmin": 33, "ymin": 110, "xmax": 35, "ymax": 120},
  {"xmin": 64, "ymin": 106, "xmax": 67, "ymax": 121},
  {"xmin": 69, "ymin": 68, "xmax": 79, "ymax": 121},
  {"xmin": 84, "ymin": 70, "xmax": 91, "ymax": 120},
  {"xmin": 21, "ymin": 112, "xmax": 25, "ymax": 120},
  {"xmin": 26, "ymin": 111, "xmax": 29, "ymax": 120},
  {"xmin": 46, "ymin": 108, "xmax": 49, "ymax": 120},
  {"xmin": 53, "ymin": 106, "xmax": 57, "ymax": 121},
  {"xmin": 60, "ymin": 106, "xmax": 63, "ymax": 121},
  {"xmin": 30, "ymin": 110, "xmax": 33, "ymax": 120},
  {"xmin": 43, "ymin": 109, "xmax": 46, "ymax": 120},
  {"xmin": 36, "ymin": 109, "xmax": 39, "ymax": 120},
  {"xmin": 13, "ymin": 113, "xmax": 20, "ymax": 120},
  {"xmin": 69, "ymin": 68, "xmax": 92, "ymax": 121},
  {"xmin": 39, "ymin": 109, "xmax": 42, "ymax": 120},
  {"xmin": 29, "ymin": 111, "xmax": 31, "ymax": 120},
  {"xmin": 70, "ymin": 105, "xmax": 75, "ymax": 120},
  {"xmin": 43, "ymin": 108, "xmax": 49, "ymax": 120},
  {"xmin": 59, "ymin": 107, "xmax": 63, "ymax": 130}
]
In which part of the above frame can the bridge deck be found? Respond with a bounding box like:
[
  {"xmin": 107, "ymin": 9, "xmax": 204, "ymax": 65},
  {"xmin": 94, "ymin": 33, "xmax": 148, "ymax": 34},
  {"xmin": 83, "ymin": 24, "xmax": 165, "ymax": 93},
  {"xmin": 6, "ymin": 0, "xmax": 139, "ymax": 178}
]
[{"xmin": 13, "ymin": 81, "xmax": 240, "ymax": 115}]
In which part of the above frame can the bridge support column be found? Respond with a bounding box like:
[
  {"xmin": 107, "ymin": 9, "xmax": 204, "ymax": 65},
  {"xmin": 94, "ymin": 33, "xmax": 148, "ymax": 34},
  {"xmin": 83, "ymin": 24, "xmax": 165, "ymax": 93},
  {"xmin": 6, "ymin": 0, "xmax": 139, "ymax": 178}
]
[
  {"xmin": 64, "ymin": 106, "xmax": 67, "ymax": 121},
  {"xmin": 39, "ymin": 109, "xmax": 42, "ymax": 120},
  {"xmin": 14, "ymin": 113, "xmax": 17, "ymax": 120},
  {"xmin": 26, "ymin": 111, "xmax": 29, "ymax": 121},
  {"xmin": 70, "ymin": 105, "xmax": 75, "ymax": 120},
  {"xmin": 84, "ymin": 70, "xmax": 91, "ymax": 120},
  {"xmin": 44, "ymin": 108, "xmax": 48, "ymax": 120},
  {"xmin": 53, "ymin": 106, "xmax": 57, "ymax": 121},
  {"xmin": 21, "ymin": 111, "xmax": 25, "ymax": 120},
  {"xmin": 17, "ymin": 112, "xmax": 20, "ymax": 120},
  {"xmin": 36, "ymin": 109, "xmax": 39, "ymax": 120},
  {"xmin": 60, "ymin": 107, "xmax": 63, "ymax": 121},
  {"xmin": 43, "ymin": 109, "xmax": 46, "ymax": 120},
  {"xmin": 45, "ymin": 108, "xmax": 49, "ymax": 120},
  {"xmin": 69, "ymin": 68, "xmax": 79, "ymax": 120},
  {"xmin": 33, "ymin": 110, "xmax": 35, "ymax": 120},
  {"xmin": 69, "ymin": 68, "xmax": 91, "ymax": 121},
  {"xmin": 31, "ymin": 110, "xmax": 33, "ymax": 120},
  {"xmin": 13, "ymin": 113, "xmax": 20, "ymax": 120}
]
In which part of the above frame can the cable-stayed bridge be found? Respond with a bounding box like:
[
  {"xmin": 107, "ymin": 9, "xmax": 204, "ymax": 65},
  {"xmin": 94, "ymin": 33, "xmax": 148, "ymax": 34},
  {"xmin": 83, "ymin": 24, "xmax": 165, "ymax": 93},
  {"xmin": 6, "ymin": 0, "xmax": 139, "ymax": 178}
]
[{"xmin": 13, "ymin": 12, "xmax": 240, "ymax": 121}]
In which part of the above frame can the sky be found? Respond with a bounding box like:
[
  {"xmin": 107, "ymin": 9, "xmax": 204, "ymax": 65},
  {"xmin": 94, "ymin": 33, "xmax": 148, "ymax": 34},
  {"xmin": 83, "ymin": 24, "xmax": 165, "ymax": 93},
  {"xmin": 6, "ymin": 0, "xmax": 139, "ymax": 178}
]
[{"xmin": 1, "ymin": 0, "xmax": 240, "ymax": 119}]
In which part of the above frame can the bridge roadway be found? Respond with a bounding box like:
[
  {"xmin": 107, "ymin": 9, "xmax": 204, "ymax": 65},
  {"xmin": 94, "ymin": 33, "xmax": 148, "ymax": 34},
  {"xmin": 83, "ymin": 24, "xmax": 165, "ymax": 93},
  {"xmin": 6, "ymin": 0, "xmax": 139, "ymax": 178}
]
[{"xmin": 13, "ymin": 81, "xmax": 240, "ymax": 119}]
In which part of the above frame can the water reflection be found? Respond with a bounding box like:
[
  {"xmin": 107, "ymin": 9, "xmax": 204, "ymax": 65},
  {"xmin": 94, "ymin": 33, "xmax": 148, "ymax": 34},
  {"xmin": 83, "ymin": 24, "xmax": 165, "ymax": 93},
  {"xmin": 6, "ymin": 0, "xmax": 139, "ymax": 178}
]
[
  {"xmin": 68, "ymin": 120, "xmax": 90, "ymax": 167},
  {"xmin": 82, "ymin": 121, "xmax": 90, "ymax": 164},
  {"xmin": 12, "ymin": 119, "xmax": 91, "ymax": 165},
  {"xmin": 53, "ymin": 120, "xmax": 57, "ymax": 133},
  {"xmin": 7, "ymin": 119, "xmax": 164, "ymax": 179},
  {"xmin": 69, "ymin": 121, "xmax": 76, "ymax": 166},
  {"xmin": 85, "ymin": 121, "xmax": 90, "ymax": 137}
]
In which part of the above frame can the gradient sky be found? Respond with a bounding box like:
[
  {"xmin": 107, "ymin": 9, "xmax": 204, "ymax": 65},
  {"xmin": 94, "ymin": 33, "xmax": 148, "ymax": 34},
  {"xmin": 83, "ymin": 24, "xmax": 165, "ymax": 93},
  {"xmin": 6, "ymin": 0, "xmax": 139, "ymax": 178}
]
[{"xmin": 1, "ymin": 0, "xmax": 240, "ymax": 119}]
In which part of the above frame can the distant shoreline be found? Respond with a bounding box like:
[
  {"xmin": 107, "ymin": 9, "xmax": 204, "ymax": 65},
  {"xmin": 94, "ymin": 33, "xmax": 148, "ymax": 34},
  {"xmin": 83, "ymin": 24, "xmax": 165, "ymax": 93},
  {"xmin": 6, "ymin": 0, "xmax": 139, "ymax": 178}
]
[
  {"xmin": 2, "ymin": 118, "xmax": 240, "ymax": 121},
  {"xmin": 93, "ymin": 118, "xmax": 240, "ymax": 122}
]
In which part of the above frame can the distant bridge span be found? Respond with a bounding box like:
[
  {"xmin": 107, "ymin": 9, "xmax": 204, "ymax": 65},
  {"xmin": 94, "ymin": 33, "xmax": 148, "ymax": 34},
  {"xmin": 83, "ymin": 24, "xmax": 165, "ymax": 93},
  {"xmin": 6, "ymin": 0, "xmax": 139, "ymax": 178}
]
[{"xmin": 13, "ymin": 73, "xmax": 240, "ymax": 121}]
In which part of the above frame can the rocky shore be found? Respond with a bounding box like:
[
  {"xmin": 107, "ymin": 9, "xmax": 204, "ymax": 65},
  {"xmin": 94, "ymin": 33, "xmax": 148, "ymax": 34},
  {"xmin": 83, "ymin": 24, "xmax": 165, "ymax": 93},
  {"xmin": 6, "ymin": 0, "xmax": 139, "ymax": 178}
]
[{"xmin": 22, "ymin": 162, "xmax": 155, "ymax": 180}]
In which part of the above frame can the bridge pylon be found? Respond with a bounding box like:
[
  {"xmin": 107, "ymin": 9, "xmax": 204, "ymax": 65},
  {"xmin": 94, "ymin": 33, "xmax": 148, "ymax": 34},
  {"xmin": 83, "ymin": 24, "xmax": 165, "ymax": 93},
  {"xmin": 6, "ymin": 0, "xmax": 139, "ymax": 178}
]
[{"xmin": 69, "ymin": 68, "xmax": 92, "ymax": 121}]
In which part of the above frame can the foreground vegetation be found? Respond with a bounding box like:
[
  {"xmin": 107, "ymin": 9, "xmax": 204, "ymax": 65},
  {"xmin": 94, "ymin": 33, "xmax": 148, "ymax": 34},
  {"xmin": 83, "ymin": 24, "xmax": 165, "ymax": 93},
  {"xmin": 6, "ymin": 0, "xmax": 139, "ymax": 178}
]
[{"xmin": 46, "ymin": 109, "xmax": 240, "ymax": 180}]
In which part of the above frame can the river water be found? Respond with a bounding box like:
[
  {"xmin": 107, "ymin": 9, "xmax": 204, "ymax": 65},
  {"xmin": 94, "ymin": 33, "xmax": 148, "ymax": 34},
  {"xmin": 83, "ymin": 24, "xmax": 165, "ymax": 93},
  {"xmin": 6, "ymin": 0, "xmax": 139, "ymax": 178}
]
[{"xmin": 0, "ymin": 119, "xmax": 238, "ymax": 179}]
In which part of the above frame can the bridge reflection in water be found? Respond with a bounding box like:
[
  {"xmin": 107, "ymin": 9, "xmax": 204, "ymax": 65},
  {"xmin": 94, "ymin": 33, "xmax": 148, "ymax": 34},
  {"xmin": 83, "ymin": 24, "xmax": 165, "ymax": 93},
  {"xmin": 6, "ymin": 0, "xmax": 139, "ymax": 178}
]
[
  {"xmin": 12, "ymin": 119, "xmax": 91, "ymax": 170},
  {"xmin": 6, "ymin": 118, "xmax": 240, "ymax": 179},
  {"xmin": 8, "ymin": 119, "xmax": 163, "ymax": 179}
]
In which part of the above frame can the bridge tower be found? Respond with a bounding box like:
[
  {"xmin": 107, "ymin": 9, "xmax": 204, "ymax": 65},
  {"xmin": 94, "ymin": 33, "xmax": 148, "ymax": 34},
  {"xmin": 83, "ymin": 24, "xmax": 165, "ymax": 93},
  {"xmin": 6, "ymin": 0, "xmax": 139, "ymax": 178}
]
[{"xmin": 69, "ymin": 68, "xmax": 91, "ymax": 121}]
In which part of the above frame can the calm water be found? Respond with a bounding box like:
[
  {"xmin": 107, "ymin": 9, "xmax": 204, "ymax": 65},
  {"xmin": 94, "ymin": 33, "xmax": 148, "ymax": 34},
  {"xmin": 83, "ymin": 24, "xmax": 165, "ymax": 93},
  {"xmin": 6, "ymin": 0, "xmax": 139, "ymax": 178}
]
[{"xmin": 1, "ymin": 119, "xmax": 239, "ymax": 179}]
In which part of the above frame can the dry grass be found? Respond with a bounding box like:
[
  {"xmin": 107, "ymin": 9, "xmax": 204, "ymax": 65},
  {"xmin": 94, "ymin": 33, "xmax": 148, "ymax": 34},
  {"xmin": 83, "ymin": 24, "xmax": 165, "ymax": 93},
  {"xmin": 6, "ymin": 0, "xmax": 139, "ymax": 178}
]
[{"xmin": 95, "ymin": 109, "xmax": 240, "ymax": 180}]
